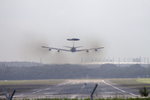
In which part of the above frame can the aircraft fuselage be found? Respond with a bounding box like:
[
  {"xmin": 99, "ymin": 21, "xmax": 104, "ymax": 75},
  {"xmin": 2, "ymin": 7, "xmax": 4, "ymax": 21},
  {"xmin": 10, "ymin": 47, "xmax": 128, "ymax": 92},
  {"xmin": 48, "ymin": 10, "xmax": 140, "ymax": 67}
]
[{"xmin": 71, "ymin": 47, "xmax": 76, "ymax": 52}]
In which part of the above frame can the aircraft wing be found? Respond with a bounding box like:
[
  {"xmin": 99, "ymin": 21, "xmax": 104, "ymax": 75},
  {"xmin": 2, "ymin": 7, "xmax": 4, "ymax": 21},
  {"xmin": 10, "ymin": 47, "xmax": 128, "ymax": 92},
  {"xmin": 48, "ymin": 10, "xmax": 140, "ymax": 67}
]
[
  {"xmin": 58, "ymin": 49, "xmax": 71, "ymax": 52},
  {"xmin": 42, "ymin": 46, "xmax": 71, "ymax": 52},
  {"xmin": 89, "ymin": 47, "xmax": 104, "ymax": 50},
  {"xmin": 76, "ymin": 49, "xmax": 89, "ymax": 52},
  {"xmin": 42, "ymin": 46, "xmax": 58, "ymax": 50},
  {"xmin": 42, "ymin": 46, "xmax": 50, "ymax": 48},
  {"xmin": 76, "ymin": 47, "xmax": 104, "ymax": 52}
]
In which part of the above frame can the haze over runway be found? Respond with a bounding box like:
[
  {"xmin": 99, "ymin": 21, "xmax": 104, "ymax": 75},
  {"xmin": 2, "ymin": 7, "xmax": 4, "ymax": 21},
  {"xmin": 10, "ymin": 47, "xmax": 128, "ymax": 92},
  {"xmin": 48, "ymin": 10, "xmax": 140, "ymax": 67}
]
[{"xmin": 0, "ymin": 0, "xmax": 150, "ymax": 64}]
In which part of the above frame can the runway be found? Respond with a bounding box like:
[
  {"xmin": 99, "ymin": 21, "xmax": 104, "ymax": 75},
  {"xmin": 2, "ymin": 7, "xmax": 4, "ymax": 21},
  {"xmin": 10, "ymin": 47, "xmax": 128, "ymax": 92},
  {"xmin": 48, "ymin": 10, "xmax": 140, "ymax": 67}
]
[{"xmin": 15, "ymin": 79, "xmax": 140, "ymax": 99}]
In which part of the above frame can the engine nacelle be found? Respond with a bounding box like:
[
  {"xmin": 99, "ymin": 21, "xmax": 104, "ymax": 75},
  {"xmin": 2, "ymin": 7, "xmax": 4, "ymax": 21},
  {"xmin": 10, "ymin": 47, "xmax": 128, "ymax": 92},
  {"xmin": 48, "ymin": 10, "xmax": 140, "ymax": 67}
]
[
  {"xmin": 49, "ymin": 49, "xmax": 51, "ymax": 51},
  {"xmin": 95, "ymin": 49, "xmax": 97, "ymax": 51},
  {"xmin": 57, "ymin": 50, "xmax": 60, "ymax": 52},
  {"xmin": 87, "ymin": 50, "xmax": 89, "ymax": 52}
]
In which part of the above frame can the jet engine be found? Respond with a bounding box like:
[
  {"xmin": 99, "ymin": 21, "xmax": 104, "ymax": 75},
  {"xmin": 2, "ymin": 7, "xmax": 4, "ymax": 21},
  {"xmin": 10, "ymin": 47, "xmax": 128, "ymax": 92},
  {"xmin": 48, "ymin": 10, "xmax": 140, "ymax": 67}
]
[
  {"xmin": 57, "ymin": 50, "xmax": 60, "ymax": 52},
  {"xmin": 49, "ymin": 49, "xmax": 51, "ymax": 51},
  {"xmin": 87, "ymin": 50, "xmax": 89, "ymax": 52},
  {"xmin": 95, "ymin": 49, "xmax": 97, "ymax": 51}
]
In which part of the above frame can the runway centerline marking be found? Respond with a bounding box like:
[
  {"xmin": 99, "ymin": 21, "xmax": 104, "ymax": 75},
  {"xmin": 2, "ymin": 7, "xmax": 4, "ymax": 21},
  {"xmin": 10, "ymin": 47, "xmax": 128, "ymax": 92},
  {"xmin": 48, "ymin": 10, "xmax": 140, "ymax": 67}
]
[{"xmin": 102, "ymin": 80, "xmax": 126, "ymax": 93}]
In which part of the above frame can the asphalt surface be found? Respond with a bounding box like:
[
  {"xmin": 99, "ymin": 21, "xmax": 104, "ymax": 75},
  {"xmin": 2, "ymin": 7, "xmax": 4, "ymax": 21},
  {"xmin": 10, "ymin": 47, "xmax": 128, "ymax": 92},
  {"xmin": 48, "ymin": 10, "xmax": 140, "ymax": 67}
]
[{"xmin": 14, "ymin": 79, "xmax": 140, "ymax": 99}]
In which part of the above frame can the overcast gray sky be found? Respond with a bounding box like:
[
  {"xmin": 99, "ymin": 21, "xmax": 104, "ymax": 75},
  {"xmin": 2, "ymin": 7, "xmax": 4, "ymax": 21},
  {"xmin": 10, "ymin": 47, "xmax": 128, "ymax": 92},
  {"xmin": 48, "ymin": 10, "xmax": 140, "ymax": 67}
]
[{"xmin": 0, "ymin": 0, "xmax": 150, "ymax": 64}]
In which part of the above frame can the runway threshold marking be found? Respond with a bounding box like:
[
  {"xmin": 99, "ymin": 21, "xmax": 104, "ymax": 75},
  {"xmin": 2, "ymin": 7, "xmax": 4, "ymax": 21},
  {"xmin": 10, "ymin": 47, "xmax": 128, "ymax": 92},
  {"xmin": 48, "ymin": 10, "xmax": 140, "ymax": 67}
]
[{"xmin": 102, "ymin": 80, "xmax": 126, "ymax": 93}]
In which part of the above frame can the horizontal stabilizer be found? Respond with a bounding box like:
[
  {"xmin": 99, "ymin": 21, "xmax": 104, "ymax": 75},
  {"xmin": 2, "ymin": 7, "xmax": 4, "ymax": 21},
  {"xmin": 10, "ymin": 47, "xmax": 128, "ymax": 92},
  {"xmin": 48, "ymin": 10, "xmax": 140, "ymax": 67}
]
[
  {"xmin": 97, "ymin": 47, "xmax": 104, "ymax": 49},
  {"xmin": 75, "ymin": 46, "xmax": 83, "ymax": 48},
  {"xmin": 63, "ymin": 46, "xmax": 72, "ymax": 48}
]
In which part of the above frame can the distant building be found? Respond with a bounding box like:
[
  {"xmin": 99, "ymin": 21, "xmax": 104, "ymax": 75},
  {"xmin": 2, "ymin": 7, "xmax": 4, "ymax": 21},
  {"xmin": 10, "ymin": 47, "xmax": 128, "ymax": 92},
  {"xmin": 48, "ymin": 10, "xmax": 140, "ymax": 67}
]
[{"xmin": 132, "ymin": 58, "xmax": 141, "ymax": 62}]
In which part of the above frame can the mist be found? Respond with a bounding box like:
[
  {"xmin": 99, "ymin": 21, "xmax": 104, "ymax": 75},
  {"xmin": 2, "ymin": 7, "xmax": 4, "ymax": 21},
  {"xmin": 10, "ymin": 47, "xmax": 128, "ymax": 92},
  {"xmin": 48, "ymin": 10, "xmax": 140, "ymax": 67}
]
[{"xmin": 0, "ymin": 0, "xmax": 150, "ymax": 64}]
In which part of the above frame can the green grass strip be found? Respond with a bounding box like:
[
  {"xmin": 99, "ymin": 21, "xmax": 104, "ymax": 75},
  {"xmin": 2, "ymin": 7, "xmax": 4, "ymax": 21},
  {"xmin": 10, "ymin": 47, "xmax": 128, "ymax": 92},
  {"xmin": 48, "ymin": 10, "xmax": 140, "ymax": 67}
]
[
  {"xmin": 17, "ymin": 98, "xmax": 150, "ymax": 100},
  {"xmin": 137, "ymin": 78, "xmax": 150, "ymax": 84}
]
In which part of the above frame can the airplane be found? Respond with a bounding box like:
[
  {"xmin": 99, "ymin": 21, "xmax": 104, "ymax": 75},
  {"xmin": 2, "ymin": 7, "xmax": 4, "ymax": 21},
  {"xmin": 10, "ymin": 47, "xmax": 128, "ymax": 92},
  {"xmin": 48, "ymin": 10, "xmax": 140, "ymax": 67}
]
[{"xmin": 42, "ymin": 38, "xmax": 104, "ymax": 53}]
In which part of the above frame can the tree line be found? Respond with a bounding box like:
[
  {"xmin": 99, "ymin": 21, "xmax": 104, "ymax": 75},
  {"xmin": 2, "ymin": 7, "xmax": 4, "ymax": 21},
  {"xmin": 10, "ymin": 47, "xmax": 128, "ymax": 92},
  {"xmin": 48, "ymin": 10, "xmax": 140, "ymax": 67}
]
[{"xmin": 0, "ymin": 64, "xmax": 150, "ymax": 80}]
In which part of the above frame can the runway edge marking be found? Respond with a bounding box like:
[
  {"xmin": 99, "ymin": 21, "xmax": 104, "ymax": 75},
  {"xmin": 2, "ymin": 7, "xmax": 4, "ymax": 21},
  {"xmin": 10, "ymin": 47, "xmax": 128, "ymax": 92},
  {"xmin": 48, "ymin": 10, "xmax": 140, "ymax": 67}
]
[{"xmin": 102, "ymin": 80, "xmax": 126, "ymax": 93}]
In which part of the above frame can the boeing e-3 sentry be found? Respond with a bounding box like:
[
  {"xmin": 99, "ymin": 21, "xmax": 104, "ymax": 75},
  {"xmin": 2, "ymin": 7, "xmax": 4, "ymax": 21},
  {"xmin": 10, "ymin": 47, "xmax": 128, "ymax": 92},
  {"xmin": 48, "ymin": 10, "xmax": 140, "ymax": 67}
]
[{"xmin": 42, "ymin": 38, "xmax": 104, "ymax": 53}]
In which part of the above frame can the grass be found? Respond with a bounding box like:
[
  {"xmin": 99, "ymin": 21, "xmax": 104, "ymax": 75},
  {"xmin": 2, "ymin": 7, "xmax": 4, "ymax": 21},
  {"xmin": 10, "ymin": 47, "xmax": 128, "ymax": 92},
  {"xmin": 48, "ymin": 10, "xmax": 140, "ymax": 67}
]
[
  {"xmin": 107, "ymin": 78, "xmax": 141, "ymax": 85},
  {"xmin": 6, "ymin": 98, "xmax": 150, "ymax": 100},
  {"xmin": 0, "ymin": 79, "xmax": 66, "ymax": 85},
  {"xmin": 107, "ymin": 78, "xmax": 150, "ymax": 90},
  {"xmin": 0, "ymin": 79, "xmax": 66, "ymax": 94},
  {"xmin": 137, "ymin": 78, "xmax": 150, "ymax": 84}
]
